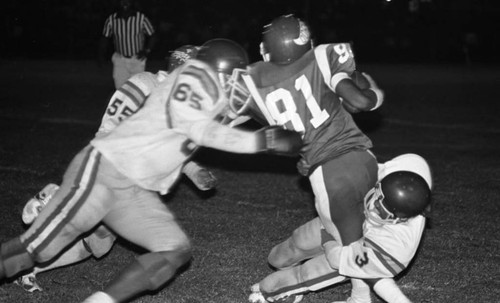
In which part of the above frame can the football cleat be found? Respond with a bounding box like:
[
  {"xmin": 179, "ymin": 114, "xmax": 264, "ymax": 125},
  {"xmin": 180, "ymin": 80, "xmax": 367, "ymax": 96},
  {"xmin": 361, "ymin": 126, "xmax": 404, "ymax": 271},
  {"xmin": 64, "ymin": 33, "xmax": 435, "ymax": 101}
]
[
  {"xmin": 14, "ymin": 273, "xmax": 43, "ymax": 292},
  {"xmin": 249, "ymin": 284, "xmax": 267, "ymax": 303},
  {"xmin": 193, "ymin": 168, "xmax": 217, "ymax": 191},
  {"xmin": 22, "ymin": 183, "xmax": 60, "ymax": 224},
  {"xmin": 182, "ymin": 162, "xmax": 217, "ymax": 191},
  {"xmin": 249, "ymin": 283, "xmax": 303, "ymax": 303}
]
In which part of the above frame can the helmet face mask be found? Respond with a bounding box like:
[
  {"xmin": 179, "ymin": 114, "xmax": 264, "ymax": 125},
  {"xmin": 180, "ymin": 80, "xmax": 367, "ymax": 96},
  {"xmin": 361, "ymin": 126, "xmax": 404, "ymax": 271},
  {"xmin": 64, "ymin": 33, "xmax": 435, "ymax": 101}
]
[
  {"xmin": 225, "ymin": 68, "xmax": 252, "ymax": 116},
  {"xmin": 365, "ymin": 171, "xmax": 431, "ymax": 225},
  {"xmin": 196, "ymin": 39, "xmax": 251, "ymax": 122},
  {"xmin": 364, "ymin": 184, "xmax": 403, "ymax": 225}
]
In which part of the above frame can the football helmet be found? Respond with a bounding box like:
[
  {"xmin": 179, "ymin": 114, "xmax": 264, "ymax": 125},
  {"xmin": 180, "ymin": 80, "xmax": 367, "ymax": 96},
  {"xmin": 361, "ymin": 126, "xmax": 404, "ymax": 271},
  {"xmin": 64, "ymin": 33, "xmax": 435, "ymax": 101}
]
[
  {"xmin": 261, "ymin": 14, "xmax": 313, "ymax": 64},
  {"xmin": 365, "ymin": 171, "xmax": 431, "ymax": 225},
  {"xmin": 196, "ymin": 38, "xmax": 252, "ymax": 121}
]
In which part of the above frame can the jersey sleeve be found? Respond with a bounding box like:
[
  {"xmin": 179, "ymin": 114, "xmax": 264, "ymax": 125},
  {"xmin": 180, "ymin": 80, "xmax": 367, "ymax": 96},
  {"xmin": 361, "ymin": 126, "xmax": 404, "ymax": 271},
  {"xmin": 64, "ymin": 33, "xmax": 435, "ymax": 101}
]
[
  {"xmin": 142, "ymin": 14, "xmax": 155, "ymax": 35},
  {"xmin": 102, "ymin": 15, "xmax": 113, "ymax": 37},
  {"xmin": 167, "ymin": 60, "xmax": 227, "ymax": 132},
  {"xmin": 96, "ymin": 71, "xmax": 160, "ymax": 136},
  {"xmin": 337, "ymin": 217, "xmax": 426, "ymax": 279},
  {"xmin": 313, "ymin": 43, "xmax": 356, "ymax": 93}
]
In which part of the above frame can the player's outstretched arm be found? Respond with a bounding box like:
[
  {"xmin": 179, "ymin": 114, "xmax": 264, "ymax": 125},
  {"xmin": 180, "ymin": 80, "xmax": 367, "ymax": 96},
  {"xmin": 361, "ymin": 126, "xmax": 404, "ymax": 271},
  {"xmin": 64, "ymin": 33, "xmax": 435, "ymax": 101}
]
[{"xmin": 187, "ymin": 120, "xmax": 302, "ymax": 157}]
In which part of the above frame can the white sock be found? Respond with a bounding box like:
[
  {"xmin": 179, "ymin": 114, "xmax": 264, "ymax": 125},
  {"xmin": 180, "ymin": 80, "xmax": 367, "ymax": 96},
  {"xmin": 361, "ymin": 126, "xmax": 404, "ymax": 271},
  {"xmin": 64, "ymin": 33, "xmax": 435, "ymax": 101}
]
[
  {"xmin": 350, "ymin": 278, "xmax": 372, "ymax": 303},
  {"xmin": 81, "ymin": 291, "xmax": 116, "ymax": 303},
  {"xmin": 373, "ymin": 279, "xmax": 412, "ymax": 303}
]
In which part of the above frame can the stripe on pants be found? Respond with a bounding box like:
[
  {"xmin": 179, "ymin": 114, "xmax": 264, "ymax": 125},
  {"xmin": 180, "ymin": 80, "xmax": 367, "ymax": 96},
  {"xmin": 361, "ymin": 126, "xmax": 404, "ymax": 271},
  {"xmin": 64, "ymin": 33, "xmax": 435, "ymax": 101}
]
[{"xmin": 25, "ymin": 147, "xmax": 101, "ymax": 255}]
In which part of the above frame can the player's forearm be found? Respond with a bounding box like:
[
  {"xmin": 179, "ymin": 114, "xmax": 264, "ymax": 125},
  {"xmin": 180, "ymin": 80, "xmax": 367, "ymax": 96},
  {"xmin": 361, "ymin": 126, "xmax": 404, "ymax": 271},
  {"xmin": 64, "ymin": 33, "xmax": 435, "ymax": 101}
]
[
  {"xmin": 188, "ymin": 120, "xmax": 261, "ymax": 154},
  {"xmin": 188, "ymin": 120, "xmax": 302, "ymax": 156}
]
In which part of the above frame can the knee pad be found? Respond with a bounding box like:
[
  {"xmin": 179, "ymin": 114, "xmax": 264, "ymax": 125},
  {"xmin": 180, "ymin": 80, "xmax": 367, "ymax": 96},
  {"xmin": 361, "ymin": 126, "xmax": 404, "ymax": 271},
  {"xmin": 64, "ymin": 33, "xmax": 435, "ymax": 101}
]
[{"xmin": 137, "ymin": 248, "xmax": 192, "ymax": 290}]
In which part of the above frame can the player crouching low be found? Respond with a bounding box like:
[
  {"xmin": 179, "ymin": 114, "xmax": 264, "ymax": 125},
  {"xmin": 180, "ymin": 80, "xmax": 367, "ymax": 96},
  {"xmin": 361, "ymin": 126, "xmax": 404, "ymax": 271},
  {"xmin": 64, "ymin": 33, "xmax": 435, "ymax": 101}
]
[
  {"xmin": 249, "ymin": 153, "xmax": 432, "ymax": 303},
  {"xmin": 0, "ymin": 38, "xmax": 303, "ymax": 303},
  {"xmin": 13, "ymin": 44, "xmax": 218, "ymax": 293}
]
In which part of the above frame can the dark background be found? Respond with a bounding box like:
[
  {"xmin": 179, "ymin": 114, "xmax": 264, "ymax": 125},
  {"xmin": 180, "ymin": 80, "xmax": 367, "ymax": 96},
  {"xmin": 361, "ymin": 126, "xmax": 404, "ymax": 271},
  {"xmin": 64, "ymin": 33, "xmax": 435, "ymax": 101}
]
[{"xmin": 2, "ymin": 0, "xmax": 499, "ymax": 65}]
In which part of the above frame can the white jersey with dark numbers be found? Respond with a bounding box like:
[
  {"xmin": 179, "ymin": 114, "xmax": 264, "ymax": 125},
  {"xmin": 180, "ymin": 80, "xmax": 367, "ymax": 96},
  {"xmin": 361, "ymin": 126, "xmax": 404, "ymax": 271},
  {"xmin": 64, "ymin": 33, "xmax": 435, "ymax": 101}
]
[
  {"xmin": 338, "ymin": 215, "xmax": 425, "ymax": 279},
  {"xmin": 96, "ymin": 70, "xmax": 168, "ymax": 137},
  {"xmin": 337, "ymin": 154, "xmax": 430, "ymax": 279},
  {"xmin": 91, "ymin": 59, "xmax": 226, "ymax": 194}
]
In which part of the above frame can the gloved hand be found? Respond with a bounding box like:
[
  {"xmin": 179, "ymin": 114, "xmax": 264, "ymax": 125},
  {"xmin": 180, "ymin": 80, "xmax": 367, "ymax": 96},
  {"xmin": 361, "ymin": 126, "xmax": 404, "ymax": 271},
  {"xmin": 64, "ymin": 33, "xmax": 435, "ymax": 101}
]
[{"xmin": 255, "ymin": 126, "xmax": 303, "ymax": 157}]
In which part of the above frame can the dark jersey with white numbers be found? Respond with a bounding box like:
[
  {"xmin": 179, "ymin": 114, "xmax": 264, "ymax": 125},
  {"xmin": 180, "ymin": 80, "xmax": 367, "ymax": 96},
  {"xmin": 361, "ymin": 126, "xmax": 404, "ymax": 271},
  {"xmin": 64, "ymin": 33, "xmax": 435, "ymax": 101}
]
[{"xmin": 245, "ymin": 43, "xmax": 372, "ymax": 175}]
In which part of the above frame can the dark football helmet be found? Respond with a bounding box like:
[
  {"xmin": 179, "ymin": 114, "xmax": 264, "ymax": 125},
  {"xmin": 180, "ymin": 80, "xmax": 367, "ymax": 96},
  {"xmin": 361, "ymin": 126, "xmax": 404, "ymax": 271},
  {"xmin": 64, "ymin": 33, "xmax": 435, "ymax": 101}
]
[
  {"xmin": 196, "ymin": 38, "xmax": 252, "ymax": 121},
  {"xmin": 261, "ymin": 14, "xmax": 313, "ymax": 65},
  {"xmin": 365, "ymin": 171, "xmax": 432, "ymax": 224},
  {"xmin": 196, "ymin": 38, "xmax": 249, "ymax": 75}
]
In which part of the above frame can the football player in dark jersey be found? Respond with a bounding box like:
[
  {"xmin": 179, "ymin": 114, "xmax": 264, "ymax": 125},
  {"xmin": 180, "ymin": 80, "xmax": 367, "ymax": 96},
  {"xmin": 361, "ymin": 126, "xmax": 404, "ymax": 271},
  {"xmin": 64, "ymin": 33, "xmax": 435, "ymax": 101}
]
[{"xmin": 234, "ymin": 14, "xmax": 385, "ymax": 303}]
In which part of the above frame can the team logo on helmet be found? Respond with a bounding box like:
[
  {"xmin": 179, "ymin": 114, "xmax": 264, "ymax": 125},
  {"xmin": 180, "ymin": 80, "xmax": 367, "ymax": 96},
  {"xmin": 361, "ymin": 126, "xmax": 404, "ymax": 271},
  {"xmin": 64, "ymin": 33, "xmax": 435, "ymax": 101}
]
[
  {"xmin": 171, "ymin": 48, "xmax": 197, "ymax": 64},
  {"xmin": 293, "ymin": 20, "xmax": 310, "ymax": 46}
]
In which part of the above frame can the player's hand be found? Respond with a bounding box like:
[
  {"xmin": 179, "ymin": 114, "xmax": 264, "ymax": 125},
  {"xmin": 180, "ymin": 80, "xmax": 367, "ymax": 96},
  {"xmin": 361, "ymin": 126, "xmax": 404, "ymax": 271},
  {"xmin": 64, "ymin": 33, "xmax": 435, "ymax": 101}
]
[{"xmin": 256, "ymin": 126, "xmax": 303, "ymax": 157}]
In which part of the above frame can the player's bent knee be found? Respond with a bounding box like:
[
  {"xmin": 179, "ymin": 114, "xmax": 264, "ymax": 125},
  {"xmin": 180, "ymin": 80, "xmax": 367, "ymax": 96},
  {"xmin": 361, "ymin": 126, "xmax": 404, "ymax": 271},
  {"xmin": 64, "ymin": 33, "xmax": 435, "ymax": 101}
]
[{"xmin": 83, "ymin": 229, "xmax": 116, "ymax": 259}]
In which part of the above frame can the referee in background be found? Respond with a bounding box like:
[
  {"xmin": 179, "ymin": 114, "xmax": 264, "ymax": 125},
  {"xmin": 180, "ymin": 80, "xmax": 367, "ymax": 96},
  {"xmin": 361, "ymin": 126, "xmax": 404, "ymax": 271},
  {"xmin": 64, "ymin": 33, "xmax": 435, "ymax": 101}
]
[{"xmin": 98, "ymin": 0, "xmax": 156, "ymax": 89}]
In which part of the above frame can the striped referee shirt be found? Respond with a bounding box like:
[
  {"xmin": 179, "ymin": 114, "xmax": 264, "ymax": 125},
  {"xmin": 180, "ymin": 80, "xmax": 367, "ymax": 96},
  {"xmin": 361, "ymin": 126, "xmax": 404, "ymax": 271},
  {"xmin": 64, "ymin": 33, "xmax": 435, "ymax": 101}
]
[{"xmin": 102, "ymin": 11, "xmax": 155, "ymax": 57}]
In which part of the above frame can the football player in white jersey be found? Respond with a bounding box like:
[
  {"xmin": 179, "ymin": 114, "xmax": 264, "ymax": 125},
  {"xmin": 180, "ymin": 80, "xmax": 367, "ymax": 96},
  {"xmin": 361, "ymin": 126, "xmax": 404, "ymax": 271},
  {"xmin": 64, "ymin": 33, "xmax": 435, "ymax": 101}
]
[
  {"xmin": 13, "ymin": 45, "xmax": 218, "ymax": 293},
  {"xmin": 0, "ymin": 38, "xmax": 303, "ymax": 303},
  {"xmin": 249, "ymin": 153, "xmax": 432, "ymax": 303}
]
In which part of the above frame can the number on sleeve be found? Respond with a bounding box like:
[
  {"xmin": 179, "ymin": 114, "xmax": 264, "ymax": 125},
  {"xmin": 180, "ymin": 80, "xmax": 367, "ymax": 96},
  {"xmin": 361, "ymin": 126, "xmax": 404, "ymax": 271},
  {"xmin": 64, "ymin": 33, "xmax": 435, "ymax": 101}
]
[
  {"xmin": 106, "ymin": 99, "xmax": 123, "ymax": 115},
  {"xmin": 333, "ymin": 44, "xmax": 351, "ymax": 64},
  {"xmin": 173, "ymin": 83, "xmax": 202, "ymax": 110},
  {"xmin": 118, "ymin": 106, "xmax": 135, "ymax": 121}
]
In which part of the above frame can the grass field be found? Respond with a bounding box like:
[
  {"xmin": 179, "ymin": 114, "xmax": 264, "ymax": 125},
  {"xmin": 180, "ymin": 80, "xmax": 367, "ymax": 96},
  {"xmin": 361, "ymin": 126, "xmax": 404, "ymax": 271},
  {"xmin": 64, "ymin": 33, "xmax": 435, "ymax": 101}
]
[{"xmin": 0, "ymin": 60, "xmax": 499, "ymax": 303}]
